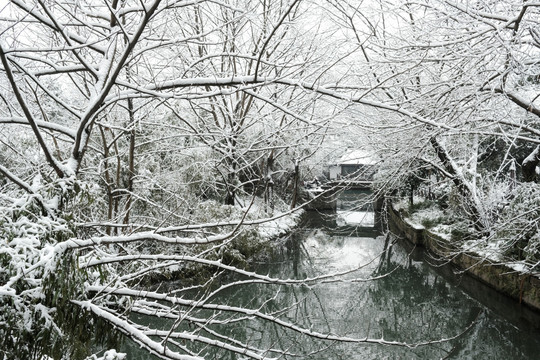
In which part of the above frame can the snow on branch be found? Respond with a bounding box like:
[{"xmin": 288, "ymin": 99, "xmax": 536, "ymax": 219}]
[
  {"xmin": 83, "ymin": 285, "xmax": 480, "ymax": 350},
  {"xmin": 0, "ymin": 116, "xmax": 77, "ymax": 139},
  {"xmin": 57, "ymin": 229, "xmax": 240, "ymax": 250},
  {"xmin": 73, "ymin": 300, "xmax": 204, "ymax": 360}
]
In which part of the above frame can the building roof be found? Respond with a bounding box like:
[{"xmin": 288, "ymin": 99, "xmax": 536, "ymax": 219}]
[{"xmin": 337, "ymin": 150, "xmax": 375, "ymax": 165}]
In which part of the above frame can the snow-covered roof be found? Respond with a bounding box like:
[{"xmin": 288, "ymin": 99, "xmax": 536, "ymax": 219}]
[{"xmin": 337, "ymin": 150, "xmax": 375, "ymax": 165}]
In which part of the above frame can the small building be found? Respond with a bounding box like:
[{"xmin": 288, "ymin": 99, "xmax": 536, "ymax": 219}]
[{"xmin": 328, "ymin": 150, "xmax": 376, "ymax": 181}]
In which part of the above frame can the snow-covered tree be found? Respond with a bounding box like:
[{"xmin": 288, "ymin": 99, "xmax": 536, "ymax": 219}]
[
  {"xmin": 0, "ymin": 0, "xmax": 405, "ymax": 358},
  {"xmin": 329, "ymin": 0, "xmax": 540, "ymax": 233}
]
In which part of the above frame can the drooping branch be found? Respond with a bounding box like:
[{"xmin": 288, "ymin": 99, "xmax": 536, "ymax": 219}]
[
  {"xmin": 0, "ymin": 44, "xmax": 66, "ymax": 178},
  {"xmin": 72, "ymin": 301, "xmax": 204, "ymax": 360},
  {"xmin": 0, "ymin": 164, "xmax": 54, "ymax": 217},
  {"xmin": 83, "ymin": 285, "xmax": 480, "ymax": 349},
  {"xmin": 494, "ymin": 88, "xmax": 540, "ymax": 118},
  {"xmin": 0, "ymin": 117, "xmax": 76, "ymax": 139},
  {"xmin": 0, "ymin": 164, "xmax": 36, "ymax": 195}
]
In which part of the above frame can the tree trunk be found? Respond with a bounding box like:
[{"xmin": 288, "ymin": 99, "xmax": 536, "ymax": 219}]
[
  {"xmin": 264, "ymin": 153, "xmax": 275, "ymax": 211},
  {"xmin": 290, "ymin": 160, "xmax": 300, "ymax": 210},
  {"xmin": 225, "ymin": 162, "xmax": 236, "ymax": 206},
  {"xmin": 122, "ymin": 97, "xmax": 136, "ymax": 228},
  {"xmin": 430, "ymin": 136, "xmax": 486, "ymax": 232},
  {"xmin": 99, "ymin": 125, "xmax": 114, "ymax": 236}
]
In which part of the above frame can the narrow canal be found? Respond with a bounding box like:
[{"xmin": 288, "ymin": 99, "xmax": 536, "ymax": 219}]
[{"xmin": 123, "ymin": 190, "xmax": 540, "ymax": 359}]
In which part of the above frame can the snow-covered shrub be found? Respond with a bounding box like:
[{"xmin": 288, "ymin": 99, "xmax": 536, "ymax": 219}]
[
  {"xmin": 85, "ymin": 349, "xmax": 126, "ymax": 360},
  {"xmin": 0, "ymin": 182, "xmax": 120, "ymax": 360},
  {"xmin": 191, "ymin": 200, "xmax": 274, "ymax": 265},
  {"xmin": 493, "ymin": 183, "xmax": 540, "ymax": 263}
]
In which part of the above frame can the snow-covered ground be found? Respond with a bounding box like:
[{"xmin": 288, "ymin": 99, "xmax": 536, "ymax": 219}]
[
  {"xmin": 257, "ymin": 210, "xmax": 303, "ymax": 238},
  {"xmin": 236, "ymin": 196, "xmax": 304, "ymax": 239},
  {"xmin": 394, "ymin": 197, "xmax": 533, "ymax": 274}
]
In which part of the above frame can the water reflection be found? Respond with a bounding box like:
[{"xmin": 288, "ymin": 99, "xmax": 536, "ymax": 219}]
[{"xmin": 121, "ymin": 192, "xmax": 540, "ymax": 359}]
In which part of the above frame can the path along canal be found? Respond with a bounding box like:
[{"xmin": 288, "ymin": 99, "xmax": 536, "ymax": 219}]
[{"xmin": 122, "ymin": 190, "xmax": 540, "ymax": 359}]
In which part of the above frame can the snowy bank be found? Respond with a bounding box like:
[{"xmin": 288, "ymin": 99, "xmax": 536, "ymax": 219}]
[
  {"xmin": 387, "ymin": 202, "xmax": 540, "ymax": 312},
  {"xmin": 236, "ymin": 196, "xmax": 304, "ymax": 240}
]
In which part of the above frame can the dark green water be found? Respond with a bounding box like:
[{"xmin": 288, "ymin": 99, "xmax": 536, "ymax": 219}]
[{"xmin": 121, "ymin": 191, "xmax": 540, "ymax": 359}]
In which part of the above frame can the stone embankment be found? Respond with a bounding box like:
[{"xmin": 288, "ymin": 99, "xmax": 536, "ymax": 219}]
[{"xmin": 387, "ymin": 203, "xmax": 540, "ymax": 311}]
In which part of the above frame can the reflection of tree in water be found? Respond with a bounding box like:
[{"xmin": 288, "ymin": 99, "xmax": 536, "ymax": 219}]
[
  {"xmin": 183, "ymin": 235, "xmax": 444, "ymax": 358},
  {"xmin": 197, "ymin": 229, "xmax": 540, "ymax": 359},
  {"xmin": 367, "ymin": 261, "xmax": 481, "ymax": 357},
  {"xmin": 122, "ymin": 228, "xmax": 540, "ymax": 359},
  {"xmin": 365, "ymin": 235, "xmax": 540, "ymax": 359}
]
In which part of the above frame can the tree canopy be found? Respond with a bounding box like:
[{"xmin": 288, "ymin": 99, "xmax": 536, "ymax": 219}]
[{"xmin": 0, "ymin": 0, "xmax": 540, "ymax": 359}]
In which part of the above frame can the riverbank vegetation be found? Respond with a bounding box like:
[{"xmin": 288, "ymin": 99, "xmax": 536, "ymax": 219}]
[
  {"xmin": 368, "ymin": 1, "xmax": 540, "ymax": 275},
  {"xmin": 1, "ymin": 0, "xmax": 539, "ymax": 359}
]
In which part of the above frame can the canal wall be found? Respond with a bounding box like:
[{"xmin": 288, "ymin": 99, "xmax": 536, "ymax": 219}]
[{"xmin": 387, "ymin": 203, "xmax": 540, "ymax": 312}]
